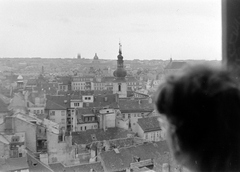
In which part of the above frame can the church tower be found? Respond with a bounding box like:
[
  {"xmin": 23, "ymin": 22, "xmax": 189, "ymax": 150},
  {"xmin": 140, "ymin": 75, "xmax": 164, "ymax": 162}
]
[{"xmin": 113, "ymin": 43, "xmax": 127, "ymax": 98}]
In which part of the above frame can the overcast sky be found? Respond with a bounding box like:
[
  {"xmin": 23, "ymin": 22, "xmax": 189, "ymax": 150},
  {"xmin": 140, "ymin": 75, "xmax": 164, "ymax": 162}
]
[{"xmin": 0, "ymin": 0, "xmax": 221, "ymax": 60}]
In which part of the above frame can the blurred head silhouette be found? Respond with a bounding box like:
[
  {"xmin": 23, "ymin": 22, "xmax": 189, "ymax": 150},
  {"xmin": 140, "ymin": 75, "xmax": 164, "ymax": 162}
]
[{"xmin": 155, "ymin": 64, "xmax": 240, "ymax": 172}]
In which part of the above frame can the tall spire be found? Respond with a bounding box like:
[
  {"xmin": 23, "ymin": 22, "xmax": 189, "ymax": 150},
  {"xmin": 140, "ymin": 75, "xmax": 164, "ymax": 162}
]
[
  {"xmin": 119, "ymin": 42, "xmax": 122, "ymax": 55},
  {"xmin": 113, "ymin": 43, "xmax": 127, "ymax": 79}
]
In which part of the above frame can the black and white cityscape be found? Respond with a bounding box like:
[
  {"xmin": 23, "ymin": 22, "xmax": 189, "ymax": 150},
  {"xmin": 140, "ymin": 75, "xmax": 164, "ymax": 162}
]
[{"xmin": 0, "ymin": 1, "xmax": 221, "ymax": 172}]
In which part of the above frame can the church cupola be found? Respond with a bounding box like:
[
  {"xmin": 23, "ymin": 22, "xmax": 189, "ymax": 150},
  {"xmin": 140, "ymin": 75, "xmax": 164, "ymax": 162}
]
[{"xmin": 113, "ymin": 43, "xmax": 127, "ymax": 79}]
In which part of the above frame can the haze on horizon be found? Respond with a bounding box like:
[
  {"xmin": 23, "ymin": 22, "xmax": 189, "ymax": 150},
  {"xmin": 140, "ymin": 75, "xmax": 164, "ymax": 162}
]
[{"xmin": 0, "ymin": 0, "xmax": 221, "ymax": 61}]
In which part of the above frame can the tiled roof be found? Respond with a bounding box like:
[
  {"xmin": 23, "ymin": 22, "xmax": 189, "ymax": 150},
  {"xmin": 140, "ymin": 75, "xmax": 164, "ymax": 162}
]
[
  {"xmin": 118, "ymin": 99, "xmax": 154, "ymax": 113},
  {"xmin": 93, "ymin": 90, "xmax": 113, "ymax": 95},
  {"xmin": 46, "ymin": 95, "xmax": 70, "ymax": 110},
  {"xmin": 71, "ymin": 128, "xmax": 134, "ymax": 145},
  {"xmin": 65, "ymin": 162, "xmax": 104, "ymax": 172},
  {"xmin": 100, "ymin": 141, "xmax": 169, "ymax": 172},
  {"xmin": 93, "ymin": 94, "xmax": 118, "ymax": 109},
  {"xmin": 49, "ymin": 163, "xmax": 65, "ymax": 172},
  {"xmin": 165, "ymin": 61, "xmax": 187, "ymax": 70},
  {"xmin": 0, "ymin": 157, "xmax": 29, "ymax": 171},
  {"xmin": 0, "ymin": 97, "xmax": 9, "ymax": 113},
  {"xmin": 137, "ymin": 116, "xmax": 161, "ymax": 132},
  {"xmin": 77, "ymin": 108, "xmax": 93, "ymax": 115},
  {"xmin": 27, "ymin": 153, "xmax": 54, "ymax": 172},
  {"xmin": 45, "ymin": 99, "xmax": 66, "ymax": 110}
]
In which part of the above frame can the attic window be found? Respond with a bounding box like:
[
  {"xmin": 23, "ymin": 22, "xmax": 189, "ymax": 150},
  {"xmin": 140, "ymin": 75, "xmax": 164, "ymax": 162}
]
[{"xmin": 91, "ymin": 134, "xmax": 97, "ymax": 141}]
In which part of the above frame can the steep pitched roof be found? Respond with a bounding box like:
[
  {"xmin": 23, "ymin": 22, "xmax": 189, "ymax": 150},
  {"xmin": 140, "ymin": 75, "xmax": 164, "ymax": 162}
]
[
  {"xmin": 100, "ymin": 141, "xmax": 169, "ymax": 172},
  {"xmin": 137, "ymin": 116, "xmax": 161, "ymax": 132},
  {"xmin": 46, "ymin": 95, "xmax": 70, "ymax": 110},
  {"xmin": 71, "ymin": 128, "xmax": 134, "ymax": 145}
]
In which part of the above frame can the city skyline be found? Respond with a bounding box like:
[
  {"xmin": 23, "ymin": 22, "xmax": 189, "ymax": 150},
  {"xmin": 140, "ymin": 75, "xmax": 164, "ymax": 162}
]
[{"xmin": 0, "ymin": 0, "xmax": 221, "ymax": 60}]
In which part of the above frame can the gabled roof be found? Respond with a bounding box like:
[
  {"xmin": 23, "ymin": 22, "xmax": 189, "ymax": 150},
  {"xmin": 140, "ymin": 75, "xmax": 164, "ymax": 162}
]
[
  {"xmin": 118, "ymin": 99, "xmax": 154, "ymax": 113},
  {"xmin": 137, "ymin": 116, "xmax": 161, "ymax": 132},
  {"xmin": 100, "ymin": 141, "xmax": 169, "ymax": 172},
  {"xmin": 71, "ymin": 128, "xmax": 134, "ymax": 145},
  {"xmin": 165, "ymin": 61, "xmax": 187, "ymax": 70}
]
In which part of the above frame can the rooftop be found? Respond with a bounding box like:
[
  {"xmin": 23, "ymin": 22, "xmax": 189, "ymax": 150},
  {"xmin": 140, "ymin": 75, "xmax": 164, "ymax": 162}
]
[
  {"xmin": 0, "ymin": 157, "xmax": 29, "ymax": 172},
  {"xmin": 100, "ymin": 141, "xmax": 169, "ymax": 172},
  {"xmin": 137, "ymin": 116, "xmax": 161, "ymax": 132},
  {"xmin": 71, "ymin": 127, "xmax": 134, "ymax": 145},
  {"xmin": 118, "ymin": 99, "xmax": 154, "ymax": 113}
]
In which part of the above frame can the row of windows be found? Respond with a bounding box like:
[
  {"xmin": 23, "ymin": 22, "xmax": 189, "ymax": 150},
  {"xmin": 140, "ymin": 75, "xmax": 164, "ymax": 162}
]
[
  {"xmin": 33, "ymin": 109, "xmax": 44, "ymax": 114},
  {"xmin": 122, "ymin": 113, "xmax": 144, "ymax": 118},
  {"xmin": 50, "ymin": 111, "xmax": 65, "ymax": 116},
  {"xmin": 79, "ymin": 125, "xmax": 97, "ymax": 131},
  {"xmin": 72, "ymin": 82, "xmax": 85, "ymax": 85},
  {"xmin": 73, "ymin": 78, "xmax": 94, "ymax": 82}
]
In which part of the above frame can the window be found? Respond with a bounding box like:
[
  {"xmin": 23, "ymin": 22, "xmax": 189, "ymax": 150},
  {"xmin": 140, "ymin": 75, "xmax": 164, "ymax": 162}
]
[
  {"xmin": 80, "ymin": 126, "xmax": 82, "ymax": 131},
  {"xmin": 61, "ymin": 111, "xmax": 65, "ymax": 116},
  {"xmin": 118, "ymin": 83, "xmax": 121, "ymax": 91},
  {"xmin": 128, "ymin": 114, "xmax": 131, "ymax": 118},
  {"xmin": 85, "ymin": 126, "xmax": 87, "ymax": 130},
  {"xmin": 122, "ymin": 114, "xmax": 125, "ymax": 118},
  {"xmin": 74, "ymin": 102, "xmax": 79, "ymax": 107},
  {"xmin": 51, "ymin": 111, "xmax": 55, "ymax": 116}
]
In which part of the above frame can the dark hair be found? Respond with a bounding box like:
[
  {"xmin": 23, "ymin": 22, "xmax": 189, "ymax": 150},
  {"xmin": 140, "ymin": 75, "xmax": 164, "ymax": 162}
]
[{"xmin": 155, "ymin": 64, "xmax": 240, "ymax": 172}]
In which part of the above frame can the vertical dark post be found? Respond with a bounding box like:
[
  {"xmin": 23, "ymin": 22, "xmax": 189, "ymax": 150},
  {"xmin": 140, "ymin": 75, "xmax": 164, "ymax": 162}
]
[{"xmin": 222, "ymin": 0, "xmax": 240, "ymax": 79}]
